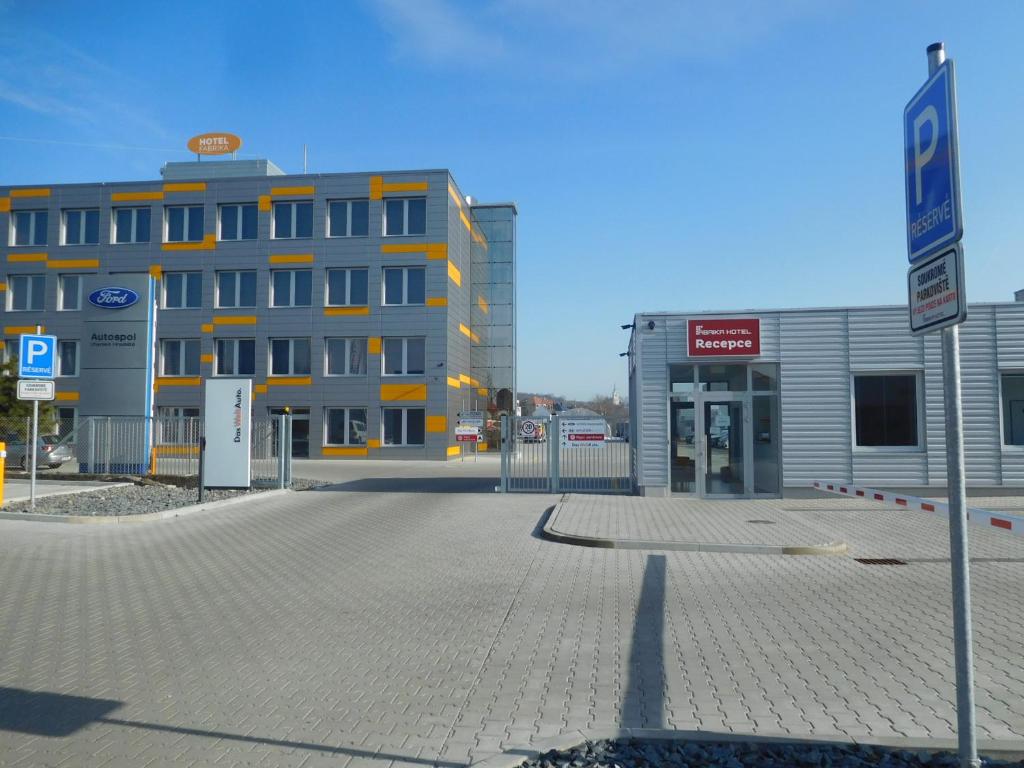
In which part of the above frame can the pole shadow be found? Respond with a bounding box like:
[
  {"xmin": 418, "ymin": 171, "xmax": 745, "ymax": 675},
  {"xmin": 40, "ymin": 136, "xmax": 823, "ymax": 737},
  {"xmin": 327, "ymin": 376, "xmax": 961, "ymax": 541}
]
[{"xmin": 621, "ymin": 554, "xmax": 667, "ymax": 729}]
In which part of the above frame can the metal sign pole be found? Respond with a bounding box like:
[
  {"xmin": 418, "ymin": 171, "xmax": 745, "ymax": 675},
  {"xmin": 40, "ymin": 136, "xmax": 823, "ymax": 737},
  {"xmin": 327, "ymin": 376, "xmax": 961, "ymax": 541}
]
[
  {"xmin": 29, "ymin": 324, "xmax": 42, "ymax": 511},
  {"xmin": 926, "ymin": 43, "xmax": 978, "ymax": 768}
]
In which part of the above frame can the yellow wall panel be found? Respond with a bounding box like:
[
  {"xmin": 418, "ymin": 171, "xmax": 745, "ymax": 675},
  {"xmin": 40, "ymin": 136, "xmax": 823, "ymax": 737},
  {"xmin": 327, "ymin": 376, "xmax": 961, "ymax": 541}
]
[{"xmin": 380, "ymin": 383, "xmax": 427, "ymax": 402}]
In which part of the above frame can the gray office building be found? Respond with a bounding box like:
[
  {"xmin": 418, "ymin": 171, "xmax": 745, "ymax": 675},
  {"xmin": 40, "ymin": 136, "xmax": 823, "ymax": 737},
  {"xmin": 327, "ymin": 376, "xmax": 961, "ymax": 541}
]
[{"xmin": 1, "ymin": 159, "xmax": 516, "ymax": 460}]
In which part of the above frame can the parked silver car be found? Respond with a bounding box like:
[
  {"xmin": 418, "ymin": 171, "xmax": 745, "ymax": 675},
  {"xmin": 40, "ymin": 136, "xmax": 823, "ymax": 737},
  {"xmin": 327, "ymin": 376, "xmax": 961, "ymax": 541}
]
[{"xmin": 1, "ymin": 434, "xmax": 70, "ymax": 470}]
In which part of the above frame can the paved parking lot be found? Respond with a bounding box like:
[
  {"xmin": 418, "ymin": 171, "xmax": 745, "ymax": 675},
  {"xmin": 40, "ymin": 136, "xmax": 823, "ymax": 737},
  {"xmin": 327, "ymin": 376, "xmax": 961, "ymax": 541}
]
[{"xmin": 1, "ymin": 466, "xmax": 1022, "ymax": 767}]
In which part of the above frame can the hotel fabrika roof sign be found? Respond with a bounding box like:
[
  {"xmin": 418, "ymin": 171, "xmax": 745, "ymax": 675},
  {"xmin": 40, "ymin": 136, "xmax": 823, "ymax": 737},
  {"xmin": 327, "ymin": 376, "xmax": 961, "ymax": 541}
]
[{"xmin": 187, "ymin": 132, "xmax": 242, "ymax": 155}]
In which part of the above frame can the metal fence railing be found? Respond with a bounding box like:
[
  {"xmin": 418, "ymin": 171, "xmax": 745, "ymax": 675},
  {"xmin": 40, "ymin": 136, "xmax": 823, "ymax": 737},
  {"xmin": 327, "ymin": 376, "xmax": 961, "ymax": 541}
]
[
  {"xmin": 1, "ymin": 413, "xmax": 292, "ymax": 489},
  {"xmin": 499, "ymin": 414, "xmax": 631, "ymax": 494}
]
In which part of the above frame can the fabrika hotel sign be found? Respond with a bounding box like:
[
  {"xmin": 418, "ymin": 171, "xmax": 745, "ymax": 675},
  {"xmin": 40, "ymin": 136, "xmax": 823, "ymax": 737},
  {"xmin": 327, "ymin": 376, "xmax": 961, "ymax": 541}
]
[
  {"xmin": 687, "ymin": 318, "xmax": 761, "ymax": 357},
  {"xmin": 187, "ymin": 132, "xmax": 242, "ymax": 155}
]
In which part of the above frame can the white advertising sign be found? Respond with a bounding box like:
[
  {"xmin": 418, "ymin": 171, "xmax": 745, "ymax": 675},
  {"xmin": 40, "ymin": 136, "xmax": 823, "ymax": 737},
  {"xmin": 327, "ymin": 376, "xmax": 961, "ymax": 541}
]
[
  {"xmin": 17, "ymin": 379, "xmax": 55, "ymax": 401},
  {"xmin": 559, "ymin": 418, "xmax": 607, "ymax": 448},
  {"xmin": 908, "ymin": 244, "xmax": 966, "ymax": 335},
  {"xmin": 203, "ymin": 378, "xmax": 252, "ymax": 488}
]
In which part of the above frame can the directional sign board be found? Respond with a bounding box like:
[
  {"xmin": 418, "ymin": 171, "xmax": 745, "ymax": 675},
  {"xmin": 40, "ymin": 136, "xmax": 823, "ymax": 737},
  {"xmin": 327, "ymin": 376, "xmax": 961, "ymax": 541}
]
[
  {"xmin": 18, "ymin": 334, "xmax": 57, "ymax": 379},
  {"xmin": 559, "ymin": 418, "xmax": 606, "ymax": 448},
  {"xmin": 455, "ymin": 426, "xmax": 481, "ymax": 443},
  {"xmin": 909, "ymin": 245, "xmax": 966, "ymax": 335},
  {"xmin": 904, "ymin": 60, "xmax": 962, "ymax": 263},
  {"xmin": 17, "ymin": 379, "xmax": 55, "ymax": 401}
]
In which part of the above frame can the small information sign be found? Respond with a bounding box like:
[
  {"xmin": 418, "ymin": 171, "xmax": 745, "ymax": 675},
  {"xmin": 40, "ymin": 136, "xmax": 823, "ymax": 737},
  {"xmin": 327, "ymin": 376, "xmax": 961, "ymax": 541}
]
[
  {"xmin": 17, "ymin": 379, "xmax": 55, "ymax": 401},
  {"xmin": 455, "ymin": 426, "xmax": 481, "ymax": 443},
  {"xmin": 908, "ymin": 244, "xmax": 965, "ymax": 335},
  {"xmin": 559, "ymin": 418, "xmax": 606, "ymax": 448}
]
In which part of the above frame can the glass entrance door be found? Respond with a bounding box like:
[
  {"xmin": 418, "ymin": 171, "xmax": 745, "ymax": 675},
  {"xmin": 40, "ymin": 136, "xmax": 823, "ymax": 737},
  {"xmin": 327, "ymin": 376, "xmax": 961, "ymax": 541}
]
[
  {"xmin": 702, "ymin": 401, "xmax": 745, "ymax": 496},
  {"xmin": 669, "ymin": 401, "xmax": 696, "ymax": 493}
]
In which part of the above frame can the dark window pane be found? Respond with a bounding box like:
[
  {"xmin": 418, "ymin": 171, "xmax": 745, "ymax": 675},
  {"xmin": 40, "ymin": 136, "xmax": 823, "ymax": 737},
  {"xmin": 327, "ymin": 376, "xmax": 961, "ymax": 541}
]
[
  {"xmin": 168, "ymin": 207, "xmax": 184, "ymax": 241},
  {"xmin": 218, "ymin": 272, "xmax": 236, "ymax": 307},
  {"xmin": 274, "ymin": 203, "xmax": 292, "ymax": 238},
  {"xmin": 350, "ymin": 200, "xmax": 369, "ymax": 236},
  {"xmin": 14, "ymin": 211, "xmax": 30, "ymax": 245},
  {"xmin": 350, "ymin": 269, "xmax": 368, "ymax": 305},
  {"xmin": 383, "ymin": 268, "xmax": 403, "ymax": 304},
  {"xmin": 164, "ymin": 341, "xmax": 180, "ymax": 375},
  {"xmin": 30, "ymin": 275, "xmax": 44, "ymax": 310},
  {"xmin": 294, "ymin": 271, "xmax": 312, "ymax": 306},
  {"xmin": 407, "ymin": 268, "xmax": 425, "ymax": 304},
  {"xmin": 186, "ymin": 273, "xmax": 202, "ymax": 307},
  {"xmin": 216, "ymin": 340, "xmax": 231, "ymax": 375},
  {"xmin": 241, "ymin": 204, "xmax": 257, "ymax": 239},
  {"xmin": 116, "ymin": 209, "xmax": 132, "ymax": 243},
  {"xmin": 327, "ymin": 270, "xmax": 347, "ymax": 306},
  {"xmin": 239, "ymin": 271, "xmax": 256, "ymax": 306},
  {"xmin": 238, "ymin": 339, "xmax": 255, "ymax": 375},
  {"xmin": 328, "ymin": 201, "xmax": 345, "ymax": 237},
  {"xmin": 187, "ymin": 207, "xmax": 203, "ymax": 241},
  {"xmin": 383, "ymin": 409, "xmax": 403, "ymax": 445},
  {"xmin": 84, "ymin": 210, "xmax": 99, "ymax": 244},
  {"xmin": 271, "ymin": 340, "xmax": 290, "ymax": 374},
  {"xmin": 293, "ymin": 339, "xmax": 311, "ymax": 374},
  {"xmin": 383, "ymin": 339, "xmax": 403, "ymax": 375},
  {"xmin": 165, "ymin": 274, "xmax": 183, "ymax": 307},
  {"xmin": 407, "ymin": 198, "xmax": 426, "ymax": 235},
  {"xmin": 34, "ymin": 211, "xmax": 47, "ymax": 245},
  {"xmin": 295, "ymin": 202, "xmax": 313, "ymax": 237},
  {"xmin": 184, "ymin": 340, "xmax": 200, "ymax": 375},
  {"xmin": 59, "ymin": 342, "xmax": 76, "ymax": 376},
  {"xmin": 221, "ymin": 206, "xmax": 238, "ymax": 240},
  {"xmin": 272, "ymin": 271, "xmax": 290, "ymax": 307},
  {"xmin": 855, "ymin": 375, "xmax": 917, "ymax": 447},
  {"xmin": 349, "ymin": 339, "xmax": 366, "ymax": 375},
  {"xmin": 136, "ymin": 209, "xmax": 151, "ymax": 242},
  {"xmin": 406, "ymin": 409, "xmax": 425, "ymax": 445},
  {"xmin": 65, "ymin": 211, "xmax": 81, "ymax": 244},
  {"xmin": 326, "ymin": 339, "xmax": 346, "ymax": 375},
  {"xmin": 385, "ymin": 199, "xmax": 403, "ymax": 236},
  {"xmin": 327, "ymin": 409, "xmax": 346, "ymax": 444},
  {"xmin": 406, "ymin": 338, "xmax": 425, "ymax": 374}
]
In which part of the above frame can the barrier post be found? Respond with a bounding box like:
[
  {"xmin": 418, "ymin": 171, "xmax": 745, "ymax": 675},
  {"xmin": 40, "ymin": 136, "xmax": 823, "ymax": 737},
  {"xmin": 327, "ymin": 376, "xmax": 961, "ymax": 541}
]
[{"xmin": 0, "ymin": 441, "xmax": 6, "ymax": 506}]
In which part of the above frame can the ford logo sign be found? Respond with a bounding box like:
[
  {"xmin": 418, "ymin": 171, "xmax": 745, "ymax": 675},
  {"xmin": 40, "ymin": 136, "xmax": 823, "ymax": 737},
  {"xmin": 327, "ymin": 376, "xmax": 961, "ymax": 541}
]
[{"xmin": 88, "ymin": 287, "xmax": 139, "ymax": 309}]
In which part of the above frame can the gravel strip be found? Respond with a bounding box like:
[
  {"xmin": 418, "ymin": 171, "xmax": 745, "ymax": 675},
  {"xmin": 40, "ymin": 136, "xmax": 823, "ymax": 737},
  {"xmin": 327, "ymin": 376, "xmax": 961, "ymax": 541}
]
[
  {"xmin": 522, "ymin": 740, "xmax": 1023, "ymax": 768},
  {"xmin": 1, "ymin": 479, "xmax": 325, "ymax": 517}
]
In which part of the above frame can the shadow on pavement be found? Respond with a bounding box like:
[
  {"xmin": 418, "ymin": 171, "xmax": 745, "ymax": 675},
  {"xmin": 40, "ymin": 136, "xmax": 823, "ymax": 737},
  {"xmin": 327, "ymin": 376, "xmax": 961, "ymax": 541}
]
[
  {"xmin": 309, "ymin": 476, "xmax": 499, "ymax": 494},
  {"xmin": 622, "ymin": 554, "xmax": 667, "ymax": 729},
  {"xmin": 0, "ymin": 686, "xmax": 466, "ymax": 766}
]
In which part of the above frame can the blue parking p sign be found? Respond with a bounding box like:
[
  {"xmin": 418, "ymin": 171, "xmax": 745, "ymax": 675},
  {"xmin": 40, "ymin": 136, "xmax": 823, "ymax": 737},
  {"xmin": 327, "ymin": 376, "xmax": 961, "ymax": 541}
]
[
  {"xmin": 904, "ymin": 60, "xmax": 962, "ymax": 263},
  {"xmin": 18, "ymin": 334, "xmax": 57, "ymax": 379}
]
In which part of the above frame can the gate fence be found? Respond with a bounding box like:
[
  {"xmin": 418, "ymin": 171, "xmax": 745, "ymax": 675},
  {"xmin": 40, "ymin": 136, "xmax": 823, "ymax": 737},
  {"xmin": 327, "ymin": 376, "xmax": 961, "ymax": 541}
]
[
  {"xmin": 1, "ymin": 413, "xmax": 292, "ymax": 488},
  {"xmin": 499, "ymin": 414, "xmax": 631, "ymax": 494}
]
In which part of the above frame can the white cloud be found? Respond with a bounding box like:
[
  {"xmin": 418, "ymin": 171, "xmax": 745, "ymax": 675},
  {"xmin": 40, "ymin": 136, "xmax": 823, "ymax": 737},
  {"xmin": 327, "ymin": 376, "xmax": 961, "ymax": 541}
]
[{"xmin": 371, "ymin": 0, "xmax": 506, "ymax": 64}]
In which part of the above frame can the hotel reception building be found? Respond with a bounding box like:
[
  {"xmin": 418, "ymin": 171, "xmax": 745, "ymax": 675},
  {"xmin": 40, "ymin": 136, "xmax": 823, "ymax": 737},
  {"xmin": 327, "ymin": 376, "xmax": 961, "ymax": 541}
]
[
  {"xmin": 0, "ymin": 159, "xmax": 516, "ymax": 460},
  {"xmin": 628, "ymin": 301, "xmax": 1024, "ymax": 497}
]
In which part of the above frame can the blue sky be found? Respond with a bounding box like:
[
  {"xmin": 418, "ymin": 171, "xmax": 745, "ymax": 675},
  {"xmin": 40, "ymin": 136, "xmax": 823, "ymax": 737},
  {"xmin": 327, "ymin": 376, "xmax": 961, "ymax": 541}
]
[{"xmin": 1, "ymin": 1, "xmax": 1022, "ymax": 400}]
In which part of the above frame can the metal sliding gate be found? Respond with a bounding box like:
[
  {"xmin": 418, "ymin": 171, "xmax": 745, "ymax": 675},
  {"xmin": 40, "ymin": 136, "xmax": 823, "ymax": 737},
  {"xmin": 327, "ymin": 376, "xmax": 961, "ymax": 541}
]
[{"xmin": 499, "ymin": 414, "xmax": 631, "ymax": 494}]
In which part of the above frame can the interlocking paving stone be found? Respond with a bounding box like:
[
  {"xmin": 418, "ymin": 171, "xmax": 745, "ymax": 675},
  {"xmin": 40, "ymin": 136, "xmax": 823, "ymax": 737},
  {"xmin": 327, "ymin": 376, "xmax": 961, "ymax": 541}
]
[{"xmin": 0, "ymin": 474, "xmax": 1022, "ymax": 767}]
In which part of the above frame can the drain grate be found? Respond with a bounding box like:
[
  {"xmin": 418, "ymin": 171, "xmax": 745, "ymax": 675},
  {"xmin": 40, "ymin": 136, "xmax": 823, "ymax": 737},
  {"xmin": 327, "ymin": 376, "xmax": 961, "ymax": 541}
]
[
  {"xmin": 855, "ymin": 558, "xmax": 907, "ymax": 565},
  {"xmin": 746, "ymin": 519, "xmax": 776, "ymax": 525}
]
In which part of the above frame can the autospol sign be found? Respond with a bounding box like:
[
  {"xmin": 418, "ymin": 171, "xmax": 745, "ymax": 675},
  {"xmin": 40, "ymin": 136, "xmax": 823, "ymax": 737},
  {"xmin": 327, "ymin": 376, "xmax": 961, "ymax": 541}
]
[
  {"xmin": 88, "ymin": 287, "xmax": 139, "ymax": 309},
  {"xmin": 687, "ymin": 318, "xmax": 760, "ymax": 357}
]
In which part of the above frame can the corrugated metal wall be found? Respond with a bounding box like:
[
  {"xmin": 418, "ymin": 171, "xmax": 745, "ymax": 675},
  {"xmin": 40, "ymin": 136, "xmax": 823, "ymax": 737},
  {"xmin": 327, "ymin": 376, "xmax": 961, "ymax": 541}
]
[{"xmin": 632, "ymin": 303, "xmax": 1024, "ymax": 493}]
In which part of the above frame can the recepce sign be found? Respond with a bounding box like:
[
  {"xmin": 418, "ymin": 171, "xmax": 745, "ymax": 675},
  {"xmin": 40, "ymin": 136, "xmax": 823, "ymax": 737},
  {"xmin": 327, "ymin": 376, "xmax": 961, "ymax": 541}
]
[{"xmin": 687, "ymin": 319, "xmax": 761, "ymax": 357}]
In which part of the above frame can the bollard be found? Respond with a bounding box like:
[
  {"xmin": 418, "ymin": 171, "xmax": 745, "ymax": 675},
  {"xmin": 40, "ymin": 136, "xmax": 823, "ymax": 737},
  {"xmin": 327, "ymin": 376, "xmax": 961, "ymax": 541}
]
[{"xmin": 0, "ymin": 442, "xmax": 5, "ymax": 506}]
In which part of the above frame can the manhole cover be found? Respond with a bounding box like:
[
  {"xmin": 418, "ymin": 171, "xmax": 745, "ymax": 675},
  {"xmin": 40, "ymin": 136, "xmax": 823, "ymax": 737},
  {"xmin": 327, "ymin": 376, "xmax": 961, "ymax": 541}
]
[
  {"xmin": 746, "ymin": 519, "xmax": 776, "ymax": 525},
  {"xmin": 855, "ymin": 558, "xmax": 907, "ymax": 565}
]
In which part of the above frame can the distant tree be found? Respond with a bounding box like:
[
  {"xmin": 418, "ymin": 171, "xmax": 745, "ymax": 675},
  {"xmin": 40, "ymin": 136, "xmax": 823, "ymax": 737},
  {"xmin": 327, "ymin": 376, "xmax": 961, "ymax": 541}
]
[{"xmin": 0, "ymin": 358, "xmax": 56, "ymax": 435}]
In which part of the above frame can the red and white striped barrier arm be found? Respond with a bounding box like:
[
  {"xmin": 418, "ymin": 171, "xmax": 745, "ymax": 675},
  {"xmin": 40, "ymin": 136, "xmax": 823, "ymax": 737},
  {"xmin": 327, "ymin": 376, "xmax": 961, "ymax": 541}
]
[{"xmin": 813, "ymin": 481, "xmax": 1024, "ymax": 538}]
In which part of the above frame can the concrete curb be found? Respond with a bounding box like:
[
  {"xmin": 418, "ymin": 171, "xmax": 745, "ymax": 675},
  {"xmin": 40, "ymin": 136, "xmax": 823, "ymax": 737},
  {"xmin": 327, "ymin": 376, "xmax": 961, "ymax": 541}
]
[
  {"xmin": 542, "ymin": 499, "xmax": 848, "ymax": 556},
  {"xmin": 0, "ymin": 488, "xmax": 293, "ymax": 525},
  {"xmin": 469, "ymin": 728, "xmax": 1024, "ymax": 767},
  {"xmin": 0, "ymin": 481, "xmax": 134, "ymax": 507}
]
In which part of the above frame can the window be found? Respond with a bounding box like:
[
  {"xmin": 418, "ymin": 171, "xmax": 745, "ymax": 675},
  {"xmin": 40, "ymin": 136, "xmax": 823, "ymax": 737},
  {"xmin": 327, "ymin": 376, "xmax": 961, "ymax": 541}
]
[
  {"xmin": 166, "ymin": 205, "xmax": 204, "ymax": 243},
  {"xmin": 382, "ymin": 337, "xmax": 425, "ymax": 375},
  {"xmin": 63, "ymin": 209, "xmax": 99, "ymax": 245},
  {"xmin": 219, "ymin": 203, "xmax": 258, "ymax": 241},
  {"xmin": 58, "ymin": 274, "xmax": 82, "ymax": 311},
  {"xmin": 328, "ymin": 199, "xmax": 369, "ymax": 237},
  {"xmin": 1000, "ymin": 374, "xmax": 1024, "ymax": 446},
  {"xmin": 325, "ymin": 407, "xmax": 368, "ymax": 446},
  {"xmin": 382, "ymin": 408, "xmax": 425, "ymax": 446},
  {"xmin": 7, "ymin": 274, "xmax": 45, "ymax": 311},
  {"xmin": 56, "ymin": 407, "xmax": 77, "ymax": 439},
  {"xmin": 273, "ymin": 201, "xmax": 313, "ymax": 239},
  {"xmin": 163, "ymin": 272, "xmax": 202, "ymax": 309},
  {"xmin": 325, "ymin": 338, "xmax": 368, "ymax": 376},
  {"xmin": 57, "ymin": 340, "xmax": 79, "ymax": 377},
  {"xmin": 113, "ymin": 207, "xmax": 151, "ymax": 243},
  {"xmin": 326, "ymin": 268, "xmax": 368, "ymax": 306},
  {"xmin": 271, "ymin": 269, "xmax": 312, "ymax": 307},
  {"xmin": 382, "ymin": 267, "xmax": 425, "ymax": 306},
  {"xmin": 216, "ymin": 270, "xmax": 257, "ymax": 308},
  {"xmin": 269, "ymin": 338, "xmax": 311, "ymax": 376},
  {"xmin": 157, "ymin": 406, "xmax": 200, "ymax": 444},
  {"xmin": 215, "ymin": 338, "xmax": 256, "ymax": 376},
  {"xmin": 853, "ymin": 374, "xmax": 919, "ymax": 448},
  {"xmin": 383, "ymin": 197, "xmax": 426, "ymax": 236},
  {"xmin": 11, "ymin": 209, "xmax": 48, "ymax": 246},
  {"xmin": 161, "ymin": 339, "xmax": 201, "ymax": 376}
]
